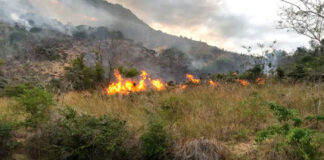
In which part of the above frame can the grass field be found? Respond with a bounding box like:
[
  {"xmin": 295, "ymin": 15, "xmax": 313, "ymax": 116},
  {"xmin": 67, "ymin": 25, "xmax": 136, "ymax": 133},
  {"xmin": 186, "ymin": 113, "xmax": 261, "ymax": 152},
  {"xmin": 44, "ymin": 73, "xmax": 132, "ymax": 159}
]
[
  {"xmin": 0, "ymin": 80, "xmax": 323, "ymax": 159},
  {"xmin": 60, "ymin": 81, "xmax": 323, "ymax": 157}
]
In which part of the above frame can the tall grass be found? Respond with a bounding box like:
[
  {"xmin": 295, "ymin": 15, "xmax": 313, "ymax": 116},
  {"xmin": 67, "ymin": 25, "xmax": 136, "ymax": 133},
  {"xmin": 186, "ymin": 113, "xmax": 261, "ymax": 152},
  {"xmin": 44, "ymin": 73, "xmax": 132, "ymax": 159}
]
[{"xmin": 60, "ymin": 82, "xmax": 322, "ymax": 144}]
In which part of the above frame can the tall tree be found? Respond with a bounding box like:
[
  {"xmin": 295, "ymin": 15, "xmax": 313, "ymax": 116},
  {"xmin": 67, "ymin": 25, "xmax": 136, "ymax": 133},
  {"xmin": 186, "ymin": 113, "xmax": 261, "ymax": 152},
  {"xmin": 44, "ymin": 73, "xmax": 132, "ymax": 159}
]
[{"xmin": 279, "ymin": 0, "xmax": 324, "ymax": 44}]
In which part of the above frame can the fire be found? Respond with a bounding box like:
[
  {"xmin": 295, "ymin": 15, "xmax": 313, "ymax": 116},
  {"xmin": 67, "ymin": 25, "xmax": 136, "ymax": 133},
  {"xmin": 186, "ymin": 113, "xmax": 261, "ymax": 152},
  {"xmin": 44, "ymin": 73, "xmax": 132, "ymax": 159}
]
[
  {"xmin": 106, "ymin": 70, "xmax": 166, "ymax": 95},
  {"xmin": 151, "ymin": 79, "xmax": 166, "ymax": 91},
  {"xmin": 186, "ymin": 74, "xmax": 200, "ymax": 84},
  {"xmin": 209, "ymin": 80, "xmax": 220, "ymax": 87},
  {"xmin": 256, "ymin": 78, "xmax": 265, "ymax": 85},
  {"xmin": 180, "ymin": 85, "xmax": 188, "ymax": 89},
  {"xmin": 237, "ymin": 79, "xmax": 250, "ymax": 86}
]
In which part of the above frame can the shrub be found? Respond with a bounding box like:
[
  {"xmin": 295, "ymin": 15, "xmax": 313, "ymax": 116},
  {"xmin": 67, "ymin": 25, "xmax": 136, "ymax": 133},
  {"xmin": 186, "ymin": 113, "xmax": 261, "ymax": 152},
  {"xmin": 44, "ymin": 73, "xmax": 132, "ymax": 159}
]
[
  {"xmin": 0, "ymin": 118, "xmax": 17, "ymax": 158},
  {"xmin": 276, "ymin": 67, "xmax": 285, "ymax": 79},
  {"xmin": 141, "ymin": 119, "xmax": 170, "ymax": 160},
  {"xmin": 239, "ymin": 64, "xmax": 264, "ymax": 80},
  {"xmin": 65, "ymin": 55, "xmax": 105, "ymax": 90},
  {"xmin": 2, "ymin": 83, "xmax": 33, "ymax": 97},
  {"xmin": 256, "ymin": 102, "xmax": 324, "ymax": 160},
  {"xmin": 288, "ymin": 65, "xmax": 307, "ymax": 80},
  {"xmin": 118, "ymin": 66, "xmax": 140, "ymax": 78},
  {"xmin": 17, "ymin": 87, "xmax": 54, "ymax": 128},
  {"xmin": 0, "ymin": 58, "xmax": 5, "ymax": 67},
  {"xmin": 47, "ymin": 78, "xmax": 65, "ymax": 93},
  {"xmin": 212, "ymin": 72, "xmax": 237, "ymax": 82},
  {"xmin": 27, "ymin": 107, "xmax": 134, "ymax": 160}
]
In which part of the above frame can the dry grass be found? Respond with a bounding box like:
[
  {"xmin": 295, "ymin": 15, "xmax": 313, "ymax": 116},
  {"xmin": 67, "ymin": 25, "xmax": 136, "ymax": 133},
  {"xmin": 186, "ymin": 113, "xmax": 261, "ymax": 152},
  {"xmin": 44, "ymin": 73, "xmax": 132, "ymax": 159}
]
[
  {"xmin": 0, "ymin": 97, "xmax": 16, "ymax": 116},
  {"xmin": 59, "ymin": 82, "xmax": 323, "ymax": 145},
  {"xmin": 1, "ymin": 81, "xmax": 322, "ymax": 158}
]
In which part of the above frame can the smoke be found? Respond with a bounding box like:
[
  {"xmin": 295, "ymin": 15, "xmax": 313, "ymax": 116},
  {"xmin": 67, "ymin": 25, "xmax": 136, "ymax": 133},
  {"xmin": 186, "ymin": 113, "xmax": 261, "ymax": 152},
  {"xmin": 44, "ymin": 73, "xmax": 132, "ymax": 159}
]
[{"xmin": 0, "ymin": 0, "xmax": 118, "ymax": 33}]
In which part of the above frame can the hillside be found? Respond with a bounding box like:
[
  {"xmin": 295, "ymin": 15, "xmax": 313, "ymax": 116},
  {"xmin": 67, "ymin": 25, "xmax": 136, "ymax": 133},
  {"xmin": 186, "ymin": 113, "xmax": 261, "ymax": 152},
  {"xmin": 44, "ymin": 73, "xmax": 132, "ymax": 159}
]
[{"xmin": 0, "ymin": 0, "xmax": 252, "ymax": 79}]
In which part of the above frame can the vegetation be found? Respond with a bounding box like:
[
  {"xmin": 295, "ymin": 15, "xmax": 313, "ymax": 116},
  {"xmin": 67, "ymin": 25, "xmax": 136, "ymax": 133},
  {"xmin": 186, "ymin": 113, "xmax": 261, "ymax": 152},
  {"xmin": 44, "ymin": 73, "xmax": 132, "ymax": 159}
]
[
  {"xmin": 16, "ymin": 87, "xmax": 54, "ymax": 128},
  {"xmin": 141, "ymin": 119, "xmax": 170, "ymax": 160},
  {"xmin": 27, "ymin": 107, "xmax": 135, "ymax": 160},
  {"xmin": 256, "ymin": 103, "xmax": 324, "ymax": 160},
  {"xmin": 65, "ymin": 55, "xmax": 105, "ymax": 90},
  {"xmin": 118, "ymin": 66, "xmax": 140, "ymax": 78}
]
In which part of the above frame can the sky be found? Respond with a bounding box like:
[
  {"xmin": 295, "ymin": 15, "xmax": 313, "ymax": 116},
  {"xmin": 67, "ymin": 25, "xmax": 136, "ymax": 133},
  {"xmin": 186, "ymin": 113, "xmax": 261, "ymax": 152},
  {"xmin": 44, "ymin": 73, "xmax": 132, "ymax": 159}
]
[{"xmin": 108, "ymin": 0, "xmax": 310, "ymax": 53}]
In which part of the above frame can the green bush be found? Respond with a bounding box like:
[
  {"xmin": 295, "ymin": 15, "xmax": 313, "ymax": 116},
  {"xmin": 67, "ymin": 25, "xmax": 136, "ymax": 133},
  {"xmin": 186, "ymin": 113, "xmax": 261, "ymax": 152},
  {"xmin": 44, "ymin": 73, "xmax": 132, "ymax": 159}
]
[
  {"xmin": 27, "ymin": 107, "xmax": 134, "ymax": 160},
  {"xmin": 17, "ymin": 87, "xmax": 54, "ymax": 128},
  {"xmin": 2, "ymin": 83, "xmax": 33, "ymax": 97},
  {"xmin": 141, "ymin": 119, "xmax": 170, "ymax": 160},
  {"xmin": 288, "ymin": 65, "xmax": 307, "ymax": 80},
  {"xmin": 239, "ymin": 64, "xmax": 264, "ymax": 80},
  {"xmin": 256, "ymin": 102, "xmax": 324, "ymax": 160},
  {"xmin": 118, "ymin": 66, "xmax": 140, "ymax": 78},
  {"xmin": 0, "ymin": 119, "xmax": 17, "ymax": 158},
  {"xmin": 65, "ymin": 55, "xmax": 105, "ymax": 90},
  {"xmin": 276, "ymin": 67, "xmax": 285, "ymax": 79},
  {"xmin": 212, "ymin": 72, "xmax": 237, "ymax": 82}
]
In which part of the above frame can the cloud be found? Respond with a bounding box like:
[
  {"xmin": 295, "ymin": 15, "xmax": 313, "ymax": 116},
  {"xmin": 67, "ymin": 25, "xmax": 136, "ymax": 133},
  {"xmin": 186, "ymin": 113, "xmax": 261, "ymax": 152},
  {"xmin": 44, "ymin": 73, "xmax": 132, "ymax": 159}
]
[{"xmin": 108, "ymin": 0, "xmax": 309, "ymax": 52}]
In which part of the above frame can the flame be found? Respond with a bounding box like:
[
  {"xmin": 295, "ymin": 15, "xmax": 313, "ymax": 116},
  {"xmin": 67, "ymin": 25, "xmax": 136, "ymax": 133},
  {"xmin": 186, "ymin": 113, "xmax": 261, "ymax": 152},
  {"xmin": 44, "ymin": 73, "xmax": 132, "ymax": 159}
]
[
  {"xmin": 180, "ymin": 85, "xmax": 187, "ymax": 89},
  {"xmin": 209, "ymin": 80, "xmax": 220, "ymax": 87},
  {"xmin": 256, "ymin": 78, "xmax": 265, "ymax": 85},
  {"xmin": 237, "ymin": 79, "xmax": 250, "ymax": 86},
  {"xmin": 151, "ymin": 79, "xmax": 166, "ymax": 91},
  {"xmin": 186, "ymin": 74, "xmax": 200, "ymax": 84},
  {"xmin": 106, "ymin": 70, "xmax": 166, "ymax": 95}
]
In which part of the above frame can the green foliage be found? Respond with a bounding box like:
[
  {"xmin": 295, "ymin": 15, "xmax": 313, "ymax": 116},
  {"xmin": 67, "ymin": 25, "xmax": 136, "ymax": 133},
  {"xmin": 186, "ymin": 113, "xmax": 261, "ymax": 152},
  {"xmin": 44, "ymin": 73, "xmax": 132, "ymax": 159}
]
[
  {"xmin": 256, "ymin": 103, "xmax": 324, "ymax": 160},
  {"xmin": 47, "ymin": 78, "xmax": 65, "ymax": 93},
  {"xmin": 276, "ymin": 67, "xmax": 285, "ymax": 79},
  {"xmin": 280, "ymin": 47, "xmax": 324, "ymax": 81},
  {"xmin": 65, "ymin": 55, "xmax": 105, "ymax": 90},
  {"xmin": 305, "ymin": 115, "xmax": 324, "ymax": 122},
  {"xmin": 269, "ymin": 102, "xmax": 302, "ymax": 127},
  {"xmin": 28, "ymin": 107, "xmax": 132, "ymax": 160},
  {"xmin": 288, "ymin": 65, "xmax": 307, "ymax": 80},
  {"xmin": 212, "ymin": 71, "xmax": 237, "ymax": 82},
  {"xmin": 141, "ymin": 119, "xmax": 170, "ymax": 160},
  {"xmin": 17, "ymin": 87, "xmax": 54, "ymax": 128},
  {"xmin": 29, "ymin": 27, "xmax": 42, "ymax": 33},
  {"xmin": 118, "ymin": 66, "xmax": 140, "ymax": 78},
  {"xmin": 2, "ymin": 83, "xmax": 33, "ymax": 97},
  {"xmin": 9, "ymin": 31, "xmax": 27, "ymax": 44},
  {"xmin": 240, "ymin": 64, "xmax": 263, "ymax": 80},
  {"xmin": 0, "ymin": 118, "xmax": 17, "ymax": 158},
  {"xmin": 0, "ymin": 58, "xmax": 5, "ymax": 67},
  {"xmin": 239, "ymin": 92, "xmax": 268, "ymax": 127}
]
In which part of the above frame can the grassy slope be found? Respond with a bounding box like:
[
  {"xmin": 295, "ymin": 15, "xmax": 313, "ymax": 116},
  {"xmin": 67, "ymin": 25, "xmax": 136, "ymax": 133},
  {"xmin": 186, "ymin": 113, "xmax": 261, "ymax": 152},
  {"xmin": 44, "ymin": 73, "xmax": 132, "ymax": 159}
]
[
  {"xmin": 0, "ymin": 81, "xmax": 323, "ymax": 158},
  {"xmin": 60, "ymin": 82, "xmax": 322, "ymax": 156}
]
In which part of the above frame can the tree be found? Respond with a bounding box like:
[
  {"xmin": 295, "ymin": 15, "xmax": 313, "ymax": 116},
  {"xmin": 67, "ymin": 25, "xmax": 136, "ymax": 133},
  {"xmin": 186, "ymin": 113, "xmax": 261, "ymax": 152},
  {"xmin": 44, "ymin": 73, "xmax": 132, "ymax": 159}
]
[{"xmin": 279, "ymin": 0, "xmax": 324, "ymax": 44}]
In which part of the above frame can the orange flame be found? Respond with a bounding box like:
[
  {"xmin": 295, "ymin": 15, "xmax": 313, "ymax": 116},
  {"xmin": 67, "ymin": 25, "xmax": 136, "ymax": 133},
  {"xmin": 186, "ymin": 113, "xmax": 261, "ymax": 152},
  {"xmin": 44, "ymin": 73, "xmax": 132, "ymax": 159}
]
[
  {"xmin": 106, "ymin": 70, "xmax": 166, "ymax": 95},
  {"xmin": 209, "ymin": 80, "xmax": 220, "ymax": 87},
  {"xmin": 180, "ymin": 85, "xmax": 188, "ymax": 89},
  {"xmin": 256, "ymin": 78, "xmax": 265, "ymax": 85},
  {"xmin": 186, "ymin": 74, "xmax": 200, "ymax": 84},
  {"xmin": 151, "ymin": 79, "xmax": 166, "ymax": 91},
  {"xmin": 237, "ymin": 79, "xmax": 250, "ymax": 86}
]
